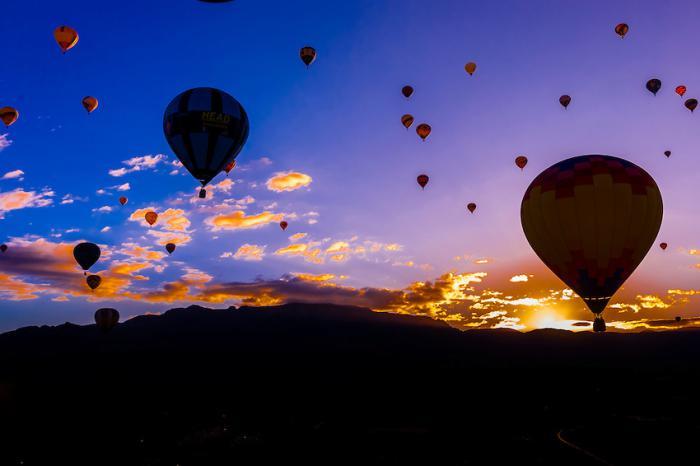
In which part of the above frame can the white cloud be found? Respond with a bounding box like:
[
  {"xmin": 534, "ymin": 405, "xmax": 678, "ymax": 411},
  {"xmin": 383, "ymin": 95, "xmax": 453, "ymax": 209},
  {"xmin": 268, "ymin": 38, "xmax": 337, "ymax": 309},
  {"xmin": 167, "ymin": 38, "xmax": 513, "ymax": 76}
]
[
  {"xmin": 100, "ymin": 226, "xmax": 111, "ymax": 233},
  {"xmin": 0, "ymin": 134, "xmax": 12, "ymax": 152},
  {"xmin": 0, "ymin": 188, "xmax": 54, "ymax": 218},
  {"xmin": 115, "ymin": 183, "xmax": 130, "ymax": 191},
  {"xmin": 109, "ymin": 154, "xmax": 166, "ymax": 177},
  {"xmin": 2, "ymin": 170, "xmax": 24, "ymax": 180},
  {"xmin": 92, "ymin": 206, "xmax": 113, "ymax": 213}
]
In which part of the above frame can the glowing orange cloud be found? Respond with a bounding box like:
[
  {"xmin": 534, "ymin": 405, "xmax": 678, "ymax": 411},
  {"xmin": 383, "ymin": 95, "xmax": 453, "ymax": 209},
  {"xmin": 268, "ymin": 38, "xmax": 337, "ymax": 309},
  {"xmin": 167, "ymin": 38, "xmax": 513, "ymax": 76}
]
[
  {"xmin": 265, "ymin": 171, "xmax": 312, "ymax": 192},
  {"xmin": 207, "ymin": 210, "xmax": 283, "ymax": 231}
]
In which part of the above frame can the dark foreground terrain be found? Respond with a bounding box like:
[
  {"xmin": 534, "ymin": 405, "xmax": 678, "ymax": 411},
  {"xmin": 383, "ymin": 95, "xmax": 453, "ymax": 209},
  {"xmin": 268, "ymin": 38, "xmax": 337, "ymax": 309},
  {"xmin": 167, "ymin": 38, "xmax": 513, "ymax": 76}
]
[{"xmin": 1, "ymin": 303, "xmax": 699, "ymax": 465}]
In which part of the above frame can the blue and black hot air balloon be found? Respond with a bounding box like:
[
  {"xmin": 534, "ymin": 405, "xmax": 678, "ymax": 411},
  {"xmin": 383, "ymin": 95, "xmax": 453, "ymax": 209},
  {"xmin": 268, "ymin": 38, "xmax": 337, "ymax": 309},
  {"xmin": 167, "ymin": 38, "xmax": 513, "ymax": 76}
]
[{"xmin": 163, "ymin": 88, "xmax": 249, "ymax": 198}]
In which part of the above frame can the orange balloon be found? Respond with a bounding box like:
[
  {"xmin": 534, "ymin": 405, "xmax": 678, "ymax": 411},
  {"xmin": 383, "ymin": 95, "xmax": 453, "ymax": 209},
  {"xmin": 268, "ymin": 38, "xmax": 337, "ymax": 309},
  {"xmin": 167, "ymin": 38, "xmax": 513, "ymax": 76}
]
[
  {"xmin": 0, "ymin": 107, "xmax": 19, "ymax": 127},
  {"xmin": 464, "ymin": 62, "xmax": 477, "ymax": 76},
  {"xmin": 82, "ymin": 96, "xmax": 98, "ymax": 114},
  {"xmin": 145, "ymin": 211, "xmax": 158, "ymax": 226},
  {"xmin": 614, "ymin": 23, "xmax": 629, "ymax": 38},
  {"xmin": 54, "ymin": 26, "xmax": 79, "ymax": 53},
  {"xmin": 401, "ymin": 114, "xmax": 414, "ymax": 129},
  {"xmin": 515, "ymin": 156, "xmax": 528, "ymax": 170},
  {"xmin": 416, "ymin": 123, "xmax": 431, "ymax": 141}
]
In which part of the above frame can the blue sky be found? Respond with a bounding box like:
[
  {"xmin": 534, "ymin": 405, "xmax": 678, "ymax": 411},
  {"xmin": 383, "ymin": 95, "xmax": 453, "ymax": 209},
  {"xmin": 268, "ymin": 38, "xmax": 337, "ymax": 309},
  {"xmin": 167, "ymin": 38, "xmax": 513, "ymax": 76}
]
[{"xmin": 2, "ymin": 0, "xmax": 700, "ymax": 332}]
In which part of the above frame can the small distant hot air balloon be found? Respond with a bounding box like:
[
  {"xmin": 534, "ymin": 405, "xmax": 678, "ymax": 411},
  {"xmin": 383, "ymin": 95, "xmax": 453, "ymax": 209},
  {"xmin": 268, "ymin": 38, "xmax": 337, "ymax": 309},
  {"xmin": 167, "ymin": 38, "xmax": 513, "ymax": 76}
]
[
  {"xmin": 660, "ymin": 242, "xmax": 668, "ymax": 250},
  {"xmin": 54, "ymin": 26, "xmax": 79, "ymax": 53},
  {"xmin": 464, "ymin": 62, "xmax": 477, "ymax": 76},
  {"xmin": 0, "ymin": 244, "xmax": 7, "ymax": 253},
  {"xmin": 145, "ymin": 211, "xmax": 158, "ymax": 226},
  {"xmin": 417, "ymin": 174, "xmax": 429, "ymax": 189},
  {"xmin": 646, "ymin": 78, "xmax": 662, "ymax": 96},
  {"xmin": 165, "ymin": 243, "xmax": 176, "ymax": 255},
  {"xmin": 685, "ymin": 98, "xmax": 698, "ymax": 112},
  {"xmin": 0, "ymin": 107, "xmax": 18, "ymax": 127},
  {"xmin": 95, "ymin": 308, "xmax": 119, "ymax": 332},
  {"xmin": 224, "ymin": 160, "xmax": 236, "ymax": 175},
  {"xmin": 73, "ymin": 242, "xmax": 101, "ymax": 275},
  {"xmin": 416, "ymin": 123, "xmax": 431, "ymax": 141},
  {"xmin": 401, "ymin": 114, "xmax": 414, "ymax": 129},
  {"xmin": 119, "ymin": 196, "xmax": 127, "ymax": 206},
  {"xmin": 300, "ymin": 46, "xmax": 316, "ymax": 67},
  {"xmin": 675, "ymin": 85, "xmax": 687, "ymax": 97},
  {"xmin": 401, "ymin": 86, "xmax": 414, "ymax": 98},
  {"xmin": 86, "ymin": 274, "xmax": 101, "ymax": 290},
  {"xmin": 521, "ymin": 155, "xmax": 663, "ymax": 332},
  {"xmin": 280, "ymin": 221, "xmax": 288, "ymax": 231},
  {"xmin": 467, "ymin": 203, "xmax": 477, "ymax": 213},
  {"xmin": 664, "ymin": 150, "xmax": 671, "ymax": 158},
  {"xmin": 82, "ymin": 96, "xmax": 98, "ymax": 114},
  {"xmin": 614, "ymin": 23, "xmax": 629, "ymax": 38},
  {"xmin": 675, "ymin": 316, "xmax": 682, "ymax": 323},
  {"xmin": 559, "ymin": 95, "xmax": 571, "ymax": 109},
  {"xmin": 515, "ymin": 156, "xmax": 528, "ymax": 170}
]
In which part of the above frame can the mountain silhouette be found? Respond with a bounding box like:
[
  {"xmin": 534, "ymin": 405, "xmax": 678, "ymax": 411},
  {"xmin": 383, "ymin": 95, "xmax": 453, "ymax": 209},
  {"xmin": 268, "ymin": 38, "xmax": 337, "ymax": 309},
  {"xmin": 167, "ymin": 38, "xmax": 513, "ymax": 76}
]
[{"xmin": 1, "ymin": 303, "xmax": 699, "ymax": 465}]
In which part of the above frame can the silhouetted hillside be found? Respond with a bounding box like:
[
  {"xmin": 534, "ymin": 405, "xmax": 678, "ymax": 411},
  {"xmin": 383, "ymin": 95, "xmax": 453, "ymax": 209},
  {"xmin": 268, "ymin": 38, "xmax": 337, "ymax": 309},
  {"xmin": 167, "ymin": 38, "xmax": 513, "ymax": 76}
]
[{"xmin": 1, "ymin": 303, "xmax": 699, "ymax": 465}]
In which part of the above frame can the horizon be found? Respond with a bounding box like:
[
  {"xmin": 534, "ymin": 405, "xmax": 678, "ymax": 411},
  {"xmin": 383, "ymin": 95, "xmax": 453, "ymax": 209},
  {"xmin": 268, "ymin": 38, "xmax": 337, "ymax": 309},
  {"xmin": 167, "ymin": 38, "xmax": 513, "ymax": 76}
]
[{"xmin": 2, "ymin": 0, "xmax": 700, "ymax": 333}]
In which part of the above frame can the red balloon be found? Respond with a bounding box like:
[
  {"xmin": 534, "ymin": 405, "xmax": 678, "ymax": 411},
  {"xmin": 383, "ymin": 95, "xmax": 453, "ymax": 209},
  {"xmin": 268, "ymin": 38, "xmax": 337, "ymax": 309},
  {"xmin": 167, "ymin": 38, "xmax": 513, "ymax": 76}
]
[
  {"xmin": 280, "ymin": 221, "xmax": 288, "ymax": 231},
  {"xmin": 417, "ymin": 174, "xmax": 429, "ymax": 189},
  {"xmin": 467, "ymin": 203, "xmax": 477, "ymax": 213},
  {"xmin": 660, "ymin": 242, "xmax": 668, "ymax": 250},
  {"xmin": 515, "ymin": 156, "xmax": 528, "ymax": 170}
]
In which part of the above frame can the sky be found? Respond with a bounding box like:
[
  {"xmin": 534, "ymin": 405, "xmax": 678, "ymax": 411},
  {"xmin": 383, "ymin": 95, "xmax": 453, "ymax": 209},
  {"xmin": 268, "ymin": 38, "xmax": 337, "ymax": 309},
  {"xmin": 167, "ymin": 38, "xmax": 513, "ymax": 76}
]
[{"xmin": 1, "ymin": 0, "xmax": 700, "ymax": 332}]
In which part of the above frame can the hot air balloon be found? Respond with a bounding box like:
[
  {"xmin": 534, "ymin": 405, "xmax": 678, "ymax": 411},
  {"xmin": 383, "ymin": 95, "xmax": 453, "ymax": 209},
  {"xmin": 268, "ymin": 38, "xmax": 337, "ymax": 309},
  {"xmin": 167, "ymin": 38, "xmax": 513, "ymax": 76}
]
[
  {"xmin": 417, "ymin": 174, "xmax": 429, "ymax": 189},
  {"xmin": 464, "ymin": 62, "xmax": 477, "ymax": 76},
  {"xmin": 73, "ymin": 242, "xmax": 101, "ymax": 275},
  {"xmin": 163, "ymin": 87, "xmax": 249, "ymax": 198},
  {"xmin": 145, "ymin": 211, "xmax": 158, "ymax": 226},
  {"xmin": 0, "ymin": 107, "xmax": 18, "ymax": 127},
  {"xmin": 646, "ymin": 78, "xmax": 662, "ymax": 96},
  {"xmin": 119, "ymin": 196, "xmax": 127, "ymax": 206},
  {"xmin": 224, "ymin": 160, "xmax": 236, "ymax": 175},
  {"xmin": 280, "ymin": 221, "xmax": 288, "ymax": 231},
  {"xmin": 559, "ymin": 95, "xmax": 571, "ymax": 109},
  {"xmin": 82, "ymin": 96, "xmax": 98, "ymax": 114},
  {"xmin": 95, "ymin": 308, "xmax": 119, "ymax": 332},
  {"xmin": 86, "ymin": 274, "xmax": 101, "ymax": 290},
  {"xmin": 416, "ymin": 123, "xmax": 431, "ymax": 141},
  {"xmin": 675, "ymin": 85, "xmax": 687, "ymax": 97},
  {"xmin": 515, "ymin": 156, "xmax": 528, "ymax": 170},
  {"xmin": 401, "ymin": 86, "xmax": 414, "ymax": 98},
  {"xmin": 675, "ymin": 316, "xmax": 682, "ymax": 323},
  {"xmin": 401, "ymin": 114, "xmax": 414, "ymax": 129},
  {"xmin": 300, "ymin": 46, "xmax": 316, "ymax": 66},
  {"xmin": 165, "ymin": 243, "xmax": 176, "ymax": 254},
  {"xmin": 0, "ymin": 244, "xmax": 7, "ymax": 253},
  {"xmin": 521, "ymin": 155, "xmax": 663, "ymax": 332},
  {"xmin": 614, "ymin": 23, "xmax": 629, "ymax": 38},
  {"xmin": 467, "ymin": 203, "xmax": 476, "ymax": 213},
  {"xmin": 54, "ymin": 26, "xmax": 79, "ymax": 53},
  {"xmin": 664, "ymin": 150, "xmax": 671, "ymax": 158},
  {"xmin": 660, "ymin": 242, "xmax": 668, "ymax": 250},
  {"xmin": 685, "ymin": 98, "xmax": 698, "ymax": 112}
]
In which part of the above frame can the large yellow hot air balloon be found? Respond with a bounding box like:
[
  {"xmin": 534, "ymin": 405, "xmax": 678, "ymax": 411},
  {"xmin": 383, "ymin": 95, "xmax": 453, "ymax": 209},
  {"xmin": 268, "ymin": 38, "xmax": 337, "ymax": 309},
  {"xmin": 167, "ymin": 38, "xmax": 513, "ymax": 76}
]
[
  {"xmin": 521, "ymin": 155, "xmax": 662, "ymax": 332},
  {"xmin": 54, "ymin": 26, "xmax": 79, "ymax": 53}
]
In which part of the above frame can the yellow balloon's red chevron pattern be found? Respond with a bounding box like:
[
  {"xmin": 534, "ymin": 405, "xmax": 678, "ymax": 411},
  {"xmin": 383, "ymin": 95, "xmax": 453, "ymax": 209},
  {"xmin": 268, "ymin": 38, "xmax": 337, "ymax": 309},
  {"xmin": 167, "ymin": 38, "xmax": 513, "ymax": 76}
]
[{"xmin": 521, "ymin": 155, "xmax": 663, "ymax": 315}]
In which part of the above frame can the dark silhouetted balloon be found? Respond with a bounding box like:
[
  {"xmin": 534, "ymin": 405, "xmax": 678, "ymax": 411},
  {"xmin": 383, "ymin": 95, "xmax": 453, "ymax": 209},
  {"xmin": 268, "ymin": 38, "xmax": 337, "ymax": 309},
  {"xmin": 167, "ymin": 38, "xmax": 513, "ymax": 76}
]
[
  {"xmin": 166, "ymin": 243, "xmax": 176, "ymax": 254},
  {"xmin": 86, "ymin": 274, "xmax": 101, "ymax": 290},
  {"xmin": 416, "ymin": 123, "xmax": 431, "ymax": 141},
  {"xmin": 646, "ymin": 78, "xmax": 662, "ymax": 96},
  {"xmin": 660, "ymin": 242, "xmax": 667, "ymax": 250},
  {"xmin": 0, "ymin": 244, "xmax": 7, "ymax": 253},
  {"xmin": 417, "ymin": 174, "xmax": 429, "ymax": 189},
  {"xmin": 664, "ymin": 150, "xmax": 671, "ymax": 158},
  {"xmin": 300, "ymin": 46, "xmax": 316, "ymax": 66},
  {"xmin": 559, "ymin": 95, "xmax": 571, "ymax": 109},
  {"xmin": 82, "ymin": 96, "xmax": 98, "ymax": 114},
  {"xmin": 401, "ymin": 86, "xmax": 414, "ymax": 98},
  {"xmin": 676, "ymin": 85, "xmax": 687, "ymax": 97},
  {"xmin": 675, "ymin": 316, "xmax": 682, "ymax": 322},
  {"xmin": 467, "ymin": 203, "xmax": 476, "ymax": 213},
  {"xmin": 54, "ymin": 26, "xmax": 79, "ymax": 53},
  {"xmin": 164, "ymin": 87, "xmax": 249, "ymax": 198},
  {"xmin": 593, "ymin": 317, "xmax": 606, "ymax": 332},
  {"xmin": 521, "ymin": 155, "xmax": 662, "ymax": 331},
  {"xmin": 515, "ymin": 156, "xmax": 528, "ymax": 170},
  {"xmin": 0, "ymin": 107, "xmax": 18, "ymax": 127},
  {"xmin": 401, "ymin": 114, "xmax": 414, "ymax": 129},
  {"xmin": 145, "ymin": 211, "xmax": 158, "ymax": 226},
  {"xmin": 614, "ymin": 23, "xmax": 629, "ymax": 38},
  {"xmin": 73, "ymin": 242, "xmax": 101, "ymax": 273},
  {"xmin": 464, "ymin": 62, "xmax": 477, "ymax": 76},
  {"xmin": 280, "ymin": 221, "xmax": 288, "ymax": 231},
  {"xmin": 119, "ymin": 196, "xmax": 127, "ymax": 206},
  {"xmin": 685, "ymin": 98, "xmax": 698, "ymax": 112},
  {"xmin": 95, "ymin": 308, "xmax": 119, "ymax": 332}
]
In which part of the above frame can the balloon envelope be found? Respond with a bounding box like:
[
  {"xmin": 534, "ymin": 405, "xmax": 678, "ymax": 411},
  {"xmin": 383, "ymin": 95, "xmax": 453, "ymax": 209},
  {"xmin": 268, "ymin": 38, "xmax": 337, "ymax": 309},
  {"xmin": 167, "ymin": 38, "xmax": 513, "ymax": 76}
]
[
  {"xmin": 86, "ymin": 274, "xmax": 101, "ymax": 290},
  {"xmin": 675, "ymin": 85, "xmax": 687, "ymax": 97},
  {"xmin": 646, "ymin": 78, "xmax": 662, "ymax": 95},
  {"xmin": 515, "ymin": 156, "xmax": 528, "ymax": 170},
  {"xmin": 664, "ymin": 151, "xmax": 671, "ymax": 158},
  {"xmin": 280, "ymin": 221, "xmax": 288, "ymax": 231},
  {"xmin": 464, "ymin": 62, "xmax": 477, "ymax": 75},
  {"xmin": 145, "ymin": 211, "xmax": 158, "ymax": 226},
  {"xmin": 54, "ymin": 26, "xmax": 79, "ymax": 53},
  {"xmin": 401, "ymin": 86, "xmax": 414, "ymax": 98},
  {"xmin": 165, "ymin": 243, "xmax": 176, "ymax": 254},
  {"xmin": 82, "ymin": 96, "xmax": 98, "ymax": 113},
  {"xmin": 119, "ymin": 196, "xmax": 127, "ymax": 206},
  {"xmin": 521, "ymin": 155, "xmax": 662, "ymax": 317},
  {"xmin": 163, "ymin": 88, "xmax": 249, "ymax": 191},
  {"xmin": 0, "ymin": 107, "xmax": 18, "ymax": 127},
  {"xmin": 467, "ymin": 203, "xmax": 476, "ymax": 213},
  {"xmin": 73, "ymin": 242, "xmax": 101, "ymax": 271},
  {"xmin": 660, "ymin": 242, "xmax": 668, "ymax": 250},
  {"xmin": 0, "ymin": 244, "xmax": 7, "ymax": 253},
  {"xmin": 95, "ymin": 308, "xmax": 119, "ymax": 332},
  {"xmin": 614, "ymin": 23, "xmax": 629, "ymax": 38},
  {"xmin": 559, "ymin": 95, "xmax": 571, "ymax": 108},
  {"xmin": 224, "ymin": 160, "xmax": 236, "ymax": 174},
  {"xmin": 417, "ymin": 174, "xmax": 429, "ymax": 189},
  {"xmin": 416, "ymin": 123, "xmax": 431, "ymax": 141},
  {"xmin": 401, "ymin": 114, "xmax": 414, "ymax": 129},
  {"xmin": 300, "ymin": 46, "xmax": 316, "ymax": 66},
  {"xmin": 685, "ymin": 98, "xmax": 698, "ymax": 112}
]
